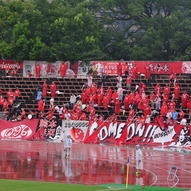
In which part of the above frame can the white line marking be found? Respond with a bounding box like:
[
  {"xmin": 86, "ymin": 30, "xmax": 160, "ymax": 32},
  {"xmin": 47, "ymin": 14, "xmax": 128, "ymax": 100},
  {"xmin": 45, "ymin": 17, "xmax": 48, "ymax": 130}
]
[{"xmin": 96, "ymin": 187, "xmax": 125, "ymax": 191}]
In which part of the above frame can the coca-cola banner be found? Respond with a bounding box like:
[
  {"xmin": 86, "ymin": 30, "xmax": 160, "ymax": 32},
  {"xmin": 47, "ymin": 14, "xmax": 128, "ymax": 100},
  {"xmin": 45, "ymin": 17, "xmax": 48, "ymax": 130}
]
[
  {"xmin": 0, "ymin": 60, "xmax": 23, "ymax": 70},
  {"xmin": 0, "ymin": 119, "xmax": 39, "ymax": 140},
  {"xmin": 84, "ymin": 121, "xmax": 191, "ymax": 148},
  {"xmin": 91, "ymin": 61, "xmax": 191, "ymax": 76}
]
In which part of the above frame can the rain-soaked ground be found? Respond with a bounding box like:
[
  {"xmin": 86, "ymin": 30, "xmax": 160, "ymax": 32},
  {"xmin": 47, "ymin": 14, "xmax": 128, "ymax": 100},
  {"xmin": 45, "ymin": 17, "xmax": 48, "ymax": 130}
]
[{"xmin": 0, "ymin": 140, "xmax": 191, "ymax": 189}]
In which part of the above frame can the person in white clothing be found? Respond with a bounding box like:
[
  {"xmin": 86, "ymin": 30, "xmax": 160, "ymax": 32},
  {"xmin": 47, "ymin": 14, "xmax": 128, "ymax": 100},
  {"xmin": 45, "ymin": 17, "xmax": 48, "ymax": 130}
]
[
  {"xmin": 50, "ymin": 97, "xmax": 54, "ymax": 107},
  {"xmin": 136, "ymin": 145, "xmax": 143, "ymax": 175},
  {"xmin": 117, "ymin": 85, "xmax": 125, "ymax": 101},
  {"xmin": 180, "ymin": 118, "xmax": 187, "ymax": 125},
  {"xmin": 63, "ymin": 134, "xmax": 73, "ymax": 158},
  {"xmin": 87, "ymin": 75, "xmax": 93, "ymax": 87},
  {"xmin": 41, "ymin": 64, "xmax": 47, "ymax": 77},
  {"xmin": 166, "ymin": 110, "xmax": 172, "ymax": 119},
  {"xmin": 145, "ymin": 115, "xmax": 151, "ymax": 124},
  {"xmin": 116, "ymin": 76, "xmax": 122, "ymax": 88},
  {"xmin": 70, "ymin": 94, "xmax": 76, "ymax": 109}
]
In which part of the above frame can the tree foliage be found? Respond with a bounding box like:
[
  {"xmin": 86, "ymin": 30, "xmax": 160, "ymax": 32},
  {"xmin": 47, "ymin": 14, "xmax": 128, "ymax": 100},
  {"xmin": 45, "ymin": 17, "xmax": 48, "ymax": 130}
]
[
  {"xmin": 89, "ymin": 0, "xmax": 191, "ymax": 61},
  {"xmin": 0, "ymin": 0, "xmax": 109, "ymax": 62},
  {"xmin": 0, "ymin": 0, "xmax": 191, "ymax": 62}
]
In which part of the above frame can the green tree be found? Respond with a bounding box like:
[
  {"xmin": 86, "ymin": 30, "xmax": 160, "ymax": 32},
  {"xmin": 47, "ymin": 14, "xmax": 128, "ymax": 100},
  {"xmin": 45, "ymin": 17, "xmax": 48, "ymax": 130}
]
[
  {"xmin": 90, "ymin": 0, "xmax": 191, "ymax": 61},
  {"xmin": 0, "ymin": 0, "xmax": 109, "ymax": 62}
]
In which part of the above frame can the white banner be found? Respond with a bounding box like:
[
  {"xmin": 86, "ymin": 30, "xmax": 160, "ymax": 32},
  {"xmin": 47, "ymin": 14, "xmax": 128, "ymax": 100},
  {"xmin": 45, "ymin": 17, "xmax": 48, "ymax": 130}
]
[{"xmin": 62, "ymin": 120, "xmax": 89, "ymax": 142}]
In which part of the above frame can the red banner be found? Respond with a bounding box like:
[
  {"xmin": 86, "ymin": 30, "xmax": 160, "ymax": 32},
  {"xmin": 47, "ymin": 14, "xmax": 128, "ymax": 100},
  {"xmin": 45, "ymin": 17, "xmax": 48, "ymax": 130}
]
[
  {"xmin": 0, "ymin": 60, "xmax": 23, "ymax": 70},
  {"xmin": 84, "ymin": 121, "xmax": 191, "ymax": 148},
  {"xmin": 0, "ymin": 119, "xmax": 39, "ymax": 140},
  {"xmin": 91, "ymin": 61, "xmax": 190, "ymax": 76}
]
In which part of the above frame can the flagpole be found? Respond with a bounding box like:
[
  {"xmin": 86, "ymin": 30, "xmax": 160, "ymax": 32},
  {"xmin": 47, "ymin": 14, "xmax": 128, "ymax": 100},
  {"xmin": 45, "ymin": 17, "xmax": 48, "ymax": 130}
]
[{"xmin": 126, "ymin": 157, "xmax": 130, "ymax": 189}]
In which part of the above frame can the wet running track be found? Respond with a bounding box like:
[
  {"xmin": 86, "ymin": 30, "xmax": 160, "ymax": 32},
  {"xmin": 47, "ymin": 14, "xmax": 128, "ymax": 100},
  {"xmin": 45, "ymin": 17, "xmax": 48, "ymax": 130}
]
[{"xmin": 0, "ymin": 140, "xmax": 191, "ymax": 189}]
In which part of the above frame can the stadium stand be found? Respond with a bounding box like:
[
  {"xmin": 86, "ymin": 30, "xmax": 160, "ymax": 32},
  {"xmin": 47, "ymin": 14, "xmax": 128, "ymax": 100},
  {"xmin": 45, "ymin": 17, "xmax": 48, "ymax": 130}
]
[{"xmin": 0, "ymin": 73, "xmax": 190, "ymax": 122}]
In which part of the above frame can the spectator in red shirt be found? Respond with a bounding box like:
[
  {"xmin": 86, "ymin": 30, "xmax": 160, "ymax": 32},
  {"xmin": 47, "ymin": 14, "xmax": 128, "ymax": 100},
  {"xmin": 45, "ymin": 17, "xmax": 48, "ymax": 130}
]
[
  {"xmin": 46, "ymin": 107, "xmax": 55, "ymax": 120},
  {"xmin": 114, "ymin": 98, "xmax": 121, "ymax": 114},
  {"xmin": 170, "ymin": 73, "xmax": 177, "ymax": 87},
  {"xmin": 138, "ymin": 82, "xmax": 146, "ymax": 95},
  {"xmin": 7, "ymin": 88, "xmax": 13, "ymax": 99},
  {"xmin": 21, "ymin": 108, "xmax": 26, "ymax": 119},
  {"xmin": 181, "ymin": 91, "xmax": 189, "ymax": 108},
  {"xmin": 103, "ymin": 95, "xmax": 110, "ymax": 110},
  {"xmin": 169, "ymin": 101, "xmax": 176, "ymax": 113},
  {"xmin": 132, "ymin": 64, "xmax": 138, "ymax": 79},
  {"xmin": 81, "ymin": 90, "xmax": 87, "ymax": 104},
  {"xmin": 123, "ymin": 93, "xmax": 130, "ymax": 110},
  {"xmin": 76, "ymin": 107, "xmax": 82, "ymax": 119},
  {"xmin": 154, "ymin": 83, "xmax": 161, "ymax": 95},
  {"xmin": 179, "ymin": 109, "xmax": 185, "ymax": 120},
  {"xmin": 90, "ymin": 106, "xmax": 96, "ymax": 117},
  {"xmin": 137, "ymin": 97, "xmax": 144, "ymax": 111},
  {"xmin": 50, "ymin": 81, "xmax": 56, "ymax": 97},
  {"xmin": 126, "ymin": 75, "xmax": 132, "ymax": 90},
  {"xmin": 80, "ymin": 112, "xmax": 87, "ymax": 120},
  {"xmin": 42, "ymin": 81, "xmax": 48, "ymax": 97},
  {"xmin": 3, "ymin": 100, "xmax": 9, "ymax": 110},
  {"xmin": 97, "ymin": 92, "xmax": 103, "ymax": 106},
  {"xmin": 5, "ymin": 64, "xmax": 10, "ymax": 76},
  {"xmin": 174, "ymin": 83, "xmax": 180, "ymax": 100},
  {"xmin": 0, "ymin": 95, "xmax": 5, "ymax": 105},
  {"xmin": 89, "ymin": 93, "xmax": 95, "ymax": 105},
  {"xmin": 145, "ymin": 64, "xmax": 151, "ymax": 79},
  {"xmin": 163, "ymin": 94, "xmax": 169, "ymax": 105},
  {"xmin": 163, "ymin": 85, "xmax": 170, "ymax": 99},
  {"xmin": 38, "ymin": 98, "xmax": 45, "ymax": 112},
  {"xmin": 106, "ymin": 86, "xmax": 112, "ymax": 102},
  {"xmin": 112, "ymin": 90, "xmax": 118, "ymax": 104},
  {"xmin": 187, "ymin": 97, "xmax": 191, "ymax": 109},
  {"xmin": 117, "ymin": 63, "xmax": 123, "ymax": 77},
  {"xmin": 14, "ymin": 87, "xmax": 20, "ymax": 102},
  {"xmin": 8, "ymin": 95, "xmax": 15, "ymax": 105},
  {"xmin": 144, "ymin": 104, "xmax": 151, "ymax": 118},
  {"xmin": 160, "ymin": 102, "xmax": 168, "ymax": 117},
  {"xmin": 9, "ymin": 66, "xmax": 18, "ymax": 76},
  {"xmin": 128, "ymin": 91, "xmax": 135, "ymax": 108},
  {"xmin": 35, "ymin": 63, "xmax": 41, "ymax": 77},
  {"xmin": 59, "ymin": 61, "xmax": 68, "ymax": 78}
]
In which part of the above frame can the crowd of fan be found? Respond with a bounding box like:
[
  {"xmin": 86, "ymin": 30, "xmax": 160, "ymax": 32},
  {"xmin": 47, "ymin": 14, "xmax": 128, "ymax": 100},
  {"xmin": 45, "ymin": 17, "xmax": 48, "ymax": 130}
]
[
  {"xmin": 1, "ymin": 62, "xmax": 191, "ymax": 128},
  {"xmin": 48, "ymin": 62, "xmax": 190, "ymax": 128}
]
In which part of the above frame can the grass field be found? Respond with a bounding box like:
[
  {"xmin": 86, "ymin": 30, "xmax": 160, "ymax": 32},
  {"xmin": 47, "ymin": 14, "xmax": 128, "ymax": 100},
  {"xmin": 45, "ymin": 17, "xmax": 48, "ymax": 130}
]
[{"xmin": 0, "ymin": 179, "xmax": 189, "ymax": 191}]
